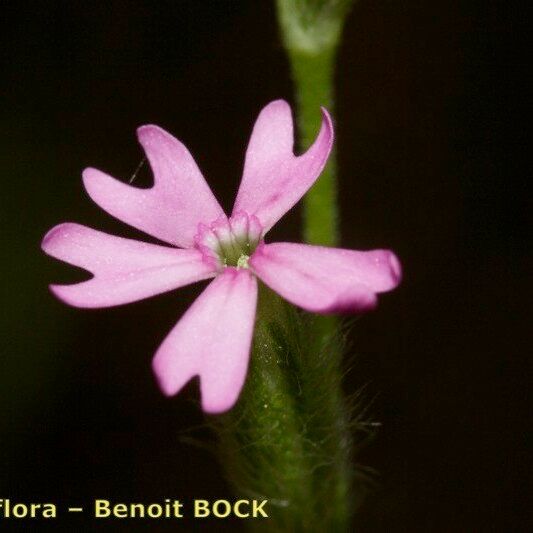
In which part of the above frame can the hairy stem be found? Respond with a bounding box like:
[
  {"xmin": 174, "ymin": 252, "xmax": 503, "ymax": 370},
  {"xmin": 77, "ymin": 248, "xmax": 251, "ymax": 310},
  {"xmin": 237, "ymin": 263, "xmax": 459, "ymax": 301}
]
[{"xmin": 211, "ymin": 285, "xmax": 356, "ymax": 531}]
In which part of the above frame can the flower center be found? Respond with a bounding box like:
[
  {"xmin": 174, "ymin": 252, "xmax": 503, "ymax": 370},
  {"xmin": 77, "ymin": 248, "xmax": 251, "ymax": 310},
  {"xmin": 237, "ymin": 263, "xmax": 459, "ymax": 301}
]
[{"xmin": 194, "ymin": 212, "xmax": 262, "ymax": 271}]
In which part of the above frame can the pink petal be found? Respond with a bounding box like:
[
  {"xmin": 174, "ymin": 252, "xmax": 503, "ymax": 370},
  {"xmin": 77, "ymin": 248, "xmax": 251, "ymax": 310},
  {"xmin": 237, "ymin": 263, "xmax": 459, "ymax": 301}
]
[
  {"xmin": 232, "ymin": 100, "xmax": 333, "ymax": 233},
  {"xmin": 250, "ymin": 242, "xmax": 402, "ymax": 314},
  {"xmin": 83, "ymin": 125, "xmax": 225, "ymax": 248},
  {"xmin": 152, "ymin": 268, "xmax": 257, "ymax": 414},
  {"xmin": 42, "ymin": 223, "xmax": 215, "ymax": 308}
]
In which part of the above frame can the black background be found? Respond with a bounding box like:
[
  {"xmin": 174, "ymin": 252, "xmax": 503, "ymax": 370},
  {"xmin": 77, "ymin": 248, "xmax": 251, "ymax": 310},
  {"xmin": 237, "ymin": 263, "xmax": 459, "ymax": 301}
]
[{"xmin": 1, "ymin": 1, "xmax": 528, "ymax": 531}]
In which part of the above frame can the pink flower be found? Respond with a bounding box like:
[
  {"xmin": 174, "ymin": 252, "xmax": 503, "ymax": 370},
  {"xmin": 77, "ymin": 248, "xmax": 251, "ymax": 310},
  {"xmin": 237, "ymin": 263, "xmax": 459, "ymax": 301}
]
[{"xmin": 42, "ymin": 100, "xmax": 401, "ymax": 413}]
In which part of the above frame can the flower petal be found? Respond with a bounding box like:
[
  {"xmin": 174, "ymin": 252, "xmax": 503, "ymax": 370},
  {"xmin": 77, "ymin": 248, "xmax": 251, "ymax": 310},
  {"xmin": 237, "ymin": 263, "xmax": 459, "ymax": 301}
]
[
  {"xmin": 152, "ymin": 268, "xmax": 257, "ymax": 414},
  {"xmin": 250, "ymin": 242, "xmax": 402, "ymax": 314},
  {"xmin": 232, "ymin": 100, "xmax": 333, "ymax": 233},
  {"xmin": 42, "ymin": 223, "xmax": 215, "ymax": 308},
  {"xmin": 83, "ymin": 125, "xmax": 225, "ymax": 248}
]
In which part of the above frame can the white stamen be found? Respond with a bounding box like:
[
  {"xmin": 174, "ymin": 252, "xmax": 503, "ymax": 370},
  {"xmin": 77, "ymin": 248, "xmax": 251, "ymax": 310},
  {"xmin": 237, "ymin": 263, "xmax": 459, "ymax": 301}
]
[{"xmin": 237, "ymin": 254, "xmax": 250, "ymax": 269}]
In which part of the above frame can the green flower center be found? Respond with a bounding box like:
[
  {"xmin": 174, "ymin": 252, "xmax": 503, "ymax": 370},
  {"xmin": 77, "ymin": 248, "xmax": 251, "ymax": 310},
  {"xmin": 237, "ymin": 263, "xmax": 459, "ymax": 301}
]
[
  {"xmin": 195, "ymin": 213, "xmax": 263, "ymax": 271},
  {"xmin": 217, "ymin": 237, "xmax": 255, "ymax": 268}
]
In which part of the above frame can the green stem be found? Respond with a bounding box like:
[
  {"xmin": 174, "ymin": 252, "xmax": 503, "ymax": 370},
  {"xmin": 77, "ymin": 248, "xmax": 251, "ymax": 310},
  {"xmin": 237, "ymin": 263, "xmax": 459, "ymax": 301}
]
[
  {"xmin": 289, "ymin": 47, "xmax": 339, "ymax": 246},
  {"xmin": 276, "ymin": 0, "xmax": 354, "ymax": 247}
]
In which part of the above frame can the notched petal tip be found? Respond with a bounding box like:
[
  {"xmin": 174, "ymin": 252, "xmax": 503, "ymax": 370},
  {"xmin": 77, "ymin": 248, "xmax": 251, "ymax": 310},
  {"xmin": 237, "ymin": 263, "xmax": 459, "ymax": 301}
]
[
  {"xmin": 153, "ymin": 368, "xmax": 235, "ymax": 414},
  {"xmin": 233, "ymin": 100, "xmax": 335, "ymax": 233},
  {"xmin": 150, "ymin": 269, "xmax": 256, "ymax": 413},
  {"xmin": 153, "ymin": 362, "xmax": 240, "ymax": 413}
]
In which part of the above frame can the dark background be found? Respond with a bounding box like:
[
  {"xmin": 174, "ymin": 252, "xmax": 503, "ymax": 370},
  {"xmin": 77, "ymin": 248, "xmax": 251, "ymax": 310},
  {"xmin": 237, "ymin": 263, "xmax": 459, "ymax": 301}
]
[{"xmin": 1, "ymin": 1, "xmax": 527, "ymax": 531}]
